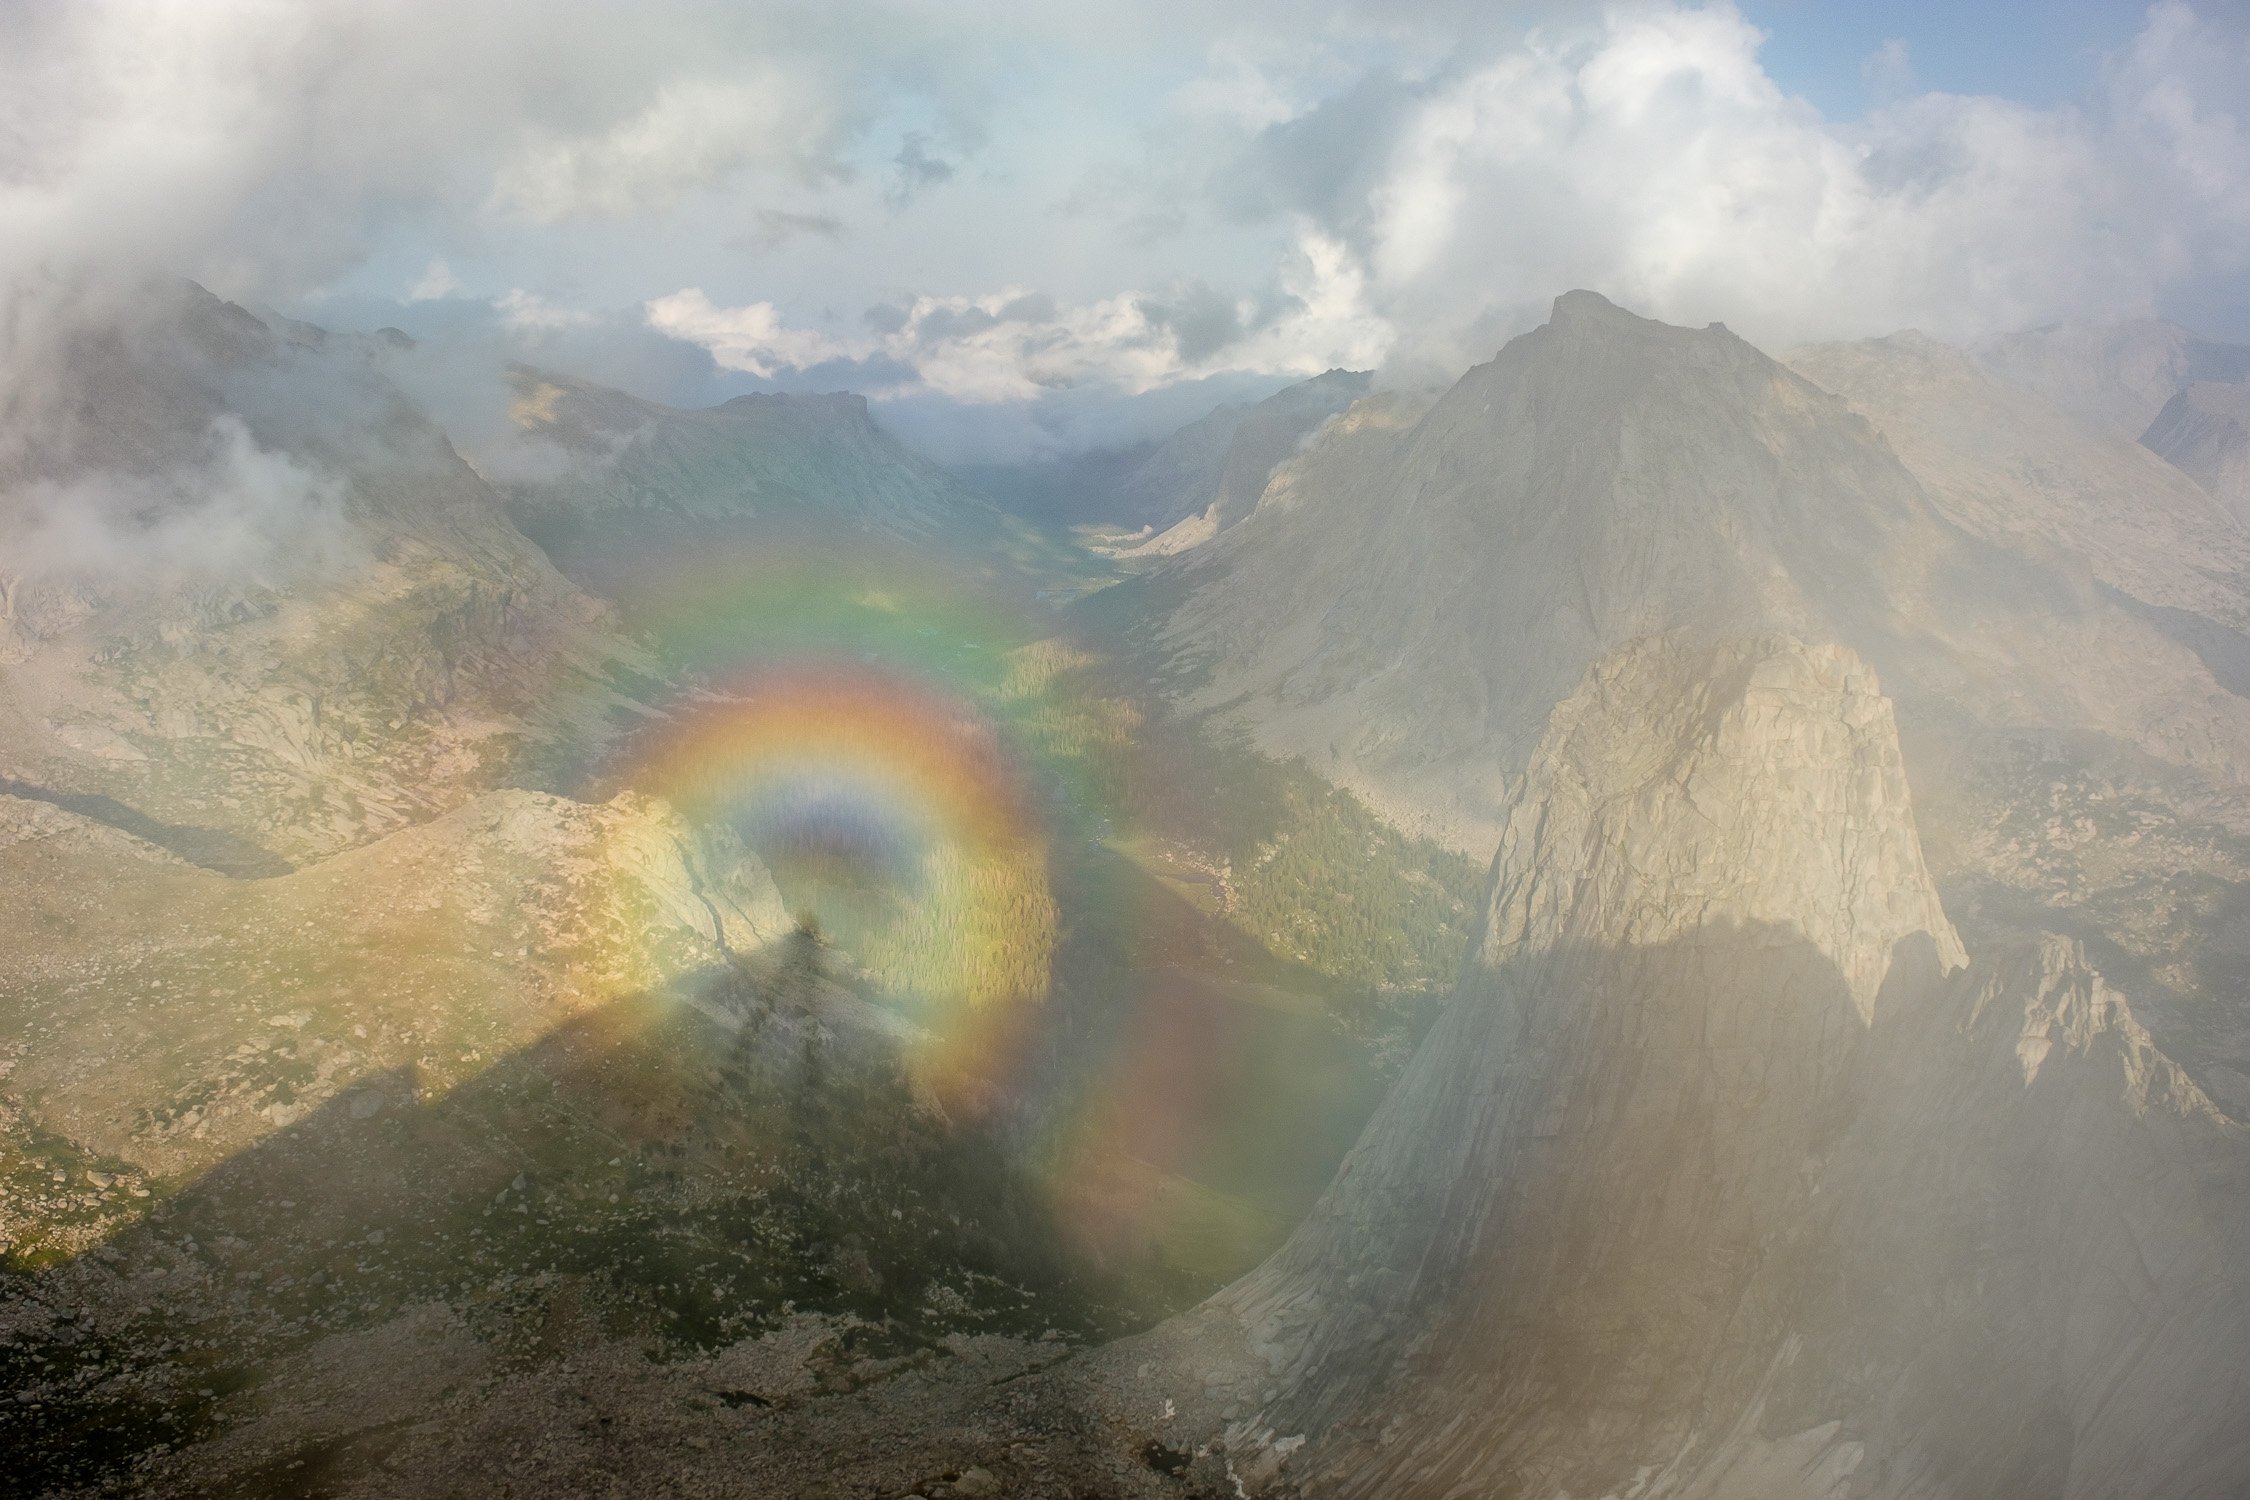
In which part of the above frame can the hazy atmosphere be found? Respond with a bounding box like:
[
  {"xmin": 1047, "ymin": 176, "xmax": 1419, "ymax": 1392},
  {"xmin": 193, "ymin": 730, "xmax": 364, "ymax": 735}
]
[{"xmin": 6, "ymin": 3, "xmax": 2250, "ymax": 1497}]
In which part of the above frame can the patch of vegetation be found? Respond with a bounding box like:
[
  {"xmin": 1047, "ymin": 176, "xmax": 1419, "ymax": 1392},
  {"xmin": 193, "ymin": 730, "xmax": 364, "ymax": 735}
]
[{"xmin": 1225, "ymin": 766, "xmax": 1484, "ymax": 995}]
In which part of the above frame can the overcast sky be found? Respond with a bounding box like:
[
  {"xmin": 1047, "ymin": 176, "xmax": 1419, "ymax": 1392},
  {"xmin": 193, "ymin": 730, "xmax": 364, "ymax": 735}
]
[{"xmin": 4, "ymin": 0, "xmax": 2247, "ymax": 461}]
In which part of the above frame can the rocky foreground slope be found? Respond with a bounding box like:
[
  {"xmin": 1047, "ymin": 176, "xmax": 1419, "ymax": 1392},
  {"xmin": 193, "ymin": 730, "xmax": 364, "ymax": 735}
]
[{"xmin": 85, "ymin": 631, "xmax": 2247, "ymax": 1500}]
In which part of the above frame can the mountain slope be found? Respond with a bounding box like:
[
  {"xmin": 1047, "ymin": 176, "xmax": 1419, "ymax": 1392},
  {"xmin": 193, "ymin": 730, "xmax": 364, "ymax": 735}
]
[
  {"xmin": 0, "ymin": 283, "xmax": 634, "ymax": 865},
  {"xmin": 1781, "ymin": 331, "xmax": 2250, "ymax": 1115},
  {"xmin": 1139, "ymin": 292, "xmax": 2250, "ymax": 852},
  {"xmin": 499, "ymin": 369, "xmax": 984, "ymax": 538},
  {"xmin": 1976, "ymin": 318, "xmax": 2250, "ymax": 438},
  {"xmin": 2144, "ymin": 380, "xmax": 2250, "ymax": 527},
  {"xmin": 1786, "ymin": 331, "xmax": 2250, "ymax": 628},
  {"xmin": 1108, "ymin": 369, "xmax": 1371, "ymax": 534},
  {"xmin": 1133, "ymin": 634, "xmax": 2250, "ymax": 1498},
  {"xmin": 492, "ymin": 366, "xmax": 1095, "ymax": 613}
]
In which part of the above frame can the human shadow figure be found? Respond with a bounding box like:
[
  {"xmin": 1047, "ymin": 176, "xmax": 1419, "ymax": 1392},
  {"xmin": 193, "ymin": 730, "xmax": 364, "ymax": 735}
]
[{"xmin": 0, "ymin": 931, "xmax": 1111, "ymax": 1498}]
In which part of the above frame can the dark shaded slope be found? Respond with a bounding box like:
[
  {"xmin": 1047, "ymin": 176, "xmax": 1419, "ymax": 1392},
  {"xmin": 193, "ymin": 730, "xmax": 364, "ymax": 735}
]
[{"xmin": 2144, "ymin": 380, "xmax": 2250, "ymax": 527}]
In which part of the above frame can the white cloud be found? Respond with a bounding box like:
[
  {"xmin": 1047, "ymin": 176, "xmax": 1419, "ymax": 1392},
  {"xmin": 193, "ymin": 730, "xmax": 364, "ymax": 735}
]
[
  {"xmin": 644, "ymin": 291, "xmax": 864, "ymax": 379},
  {"xmin": 648, "ymin": 226, "xmax": 1392, "ymax": 401},
  {"xmin": 0, "ymin": 0, "xmax": 2245, "ymax": 462},
  {"xmin": 407, "ymin": 258, "xmax": 460, "ymax": 302},
  {"xmin": 1309, "ymin": 4, "xmax": 2210, "ymax": 364},
  {"xmin": 1152, "ymin": 1, "xmax": 2250, "ymax": 372},
  {"xmin": 1861, "ymin": 39, "xmax": 1914, "ymax": 102},
  {"xmin": 496, "ymin": 288, "xmax": 597, "ymax": 332},
  {"xmin": 490, "ymin": 73, "xmax": 851, "ymax": 223},
  {"xmin": 0, "ymin": 416, "xmax": 352, "ymax": 587}
]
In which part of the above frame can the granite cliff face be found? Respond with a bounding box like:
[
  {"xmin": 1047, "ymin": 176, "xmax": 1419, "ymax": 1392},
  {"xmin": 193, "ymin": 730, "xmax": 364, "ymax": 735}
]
[
  {"xmin": 1476, "ymin": 635, "xmax": 1965, "ymax": 1018},
  {"xmin": 1152, "ymin": 634, "xmax": 2250, "ymax": 1499}
]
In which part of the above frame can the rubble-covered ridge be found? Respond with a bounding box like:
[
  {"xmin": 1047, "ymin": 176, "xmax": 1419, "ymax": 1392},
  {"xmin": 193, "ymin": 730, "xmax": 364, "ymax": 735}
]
[
  {"xmin": 1990, "ymin": 931, "xmax": 2235, "ymax": 1125},
  {"xmin": 1484, "ymin": 633, "xmax": 1966, "ymax": 1020},
  {"xmin": 2144, "ymin": 379, "xmax": 2250, "ymax": 529}
]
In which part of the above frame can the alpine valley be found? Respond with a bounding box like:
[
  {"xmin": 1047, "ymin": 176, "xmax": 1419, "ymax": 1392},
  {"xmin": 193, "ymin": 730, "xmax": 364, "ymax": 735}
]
[{"xmin": 8, "ymin": 281, "xmax": 2250, "ymax": 1500}]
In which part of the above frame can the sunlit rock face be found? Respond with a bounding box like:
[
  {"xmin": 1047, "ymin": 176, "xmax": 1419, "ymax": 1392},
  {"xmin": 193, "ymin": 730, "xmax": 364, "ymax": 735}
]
[
  {"xmin": 1207, "ymin": 634, "xmax": 1963, "ymax": 1494},
  {"xmin": 1480, "ymin": 635, "xmax": 1965, "ymax": 1020},
  {"xmin": 1181, "ymin": 635, "xmax": 2250, "ymax": 1499},
  {"xmin": 0, "ymin": 283, "xmax": 632, "ymax": 865}
]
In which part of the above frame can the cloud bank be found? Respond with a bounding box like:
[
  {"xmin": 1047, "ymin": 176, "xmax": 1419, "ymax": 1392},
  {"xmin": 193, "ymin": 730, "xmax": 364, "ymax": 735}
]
[
  {"xmin": 0, "ymin": 0, "xmax": 2244, "ymax": 462},
  {"xmin": 650, "ymin": 3, "xmax": 2250, "ymax": 400}
]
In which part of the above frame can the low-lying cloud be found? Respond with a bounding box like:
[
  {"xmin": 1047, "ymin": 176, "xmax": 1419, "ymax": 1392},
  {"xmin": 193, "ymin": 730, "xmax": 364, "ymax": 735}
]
[
  {"xmin": 0, "ymin": 416, "xmax": 352, "ymax": 591},
  {"xmin": 647, "ymin": 227, "xmax": 1389, "ymax": 401}
]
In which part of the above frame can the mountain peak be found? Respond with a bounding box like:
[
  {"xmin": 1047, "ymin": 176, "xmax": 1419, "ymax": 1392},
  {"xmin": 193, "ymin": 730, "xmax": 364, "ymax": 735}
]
[{"xmin": 1548, "ymin": 287, "xmax": 1635, "ymax": 325}]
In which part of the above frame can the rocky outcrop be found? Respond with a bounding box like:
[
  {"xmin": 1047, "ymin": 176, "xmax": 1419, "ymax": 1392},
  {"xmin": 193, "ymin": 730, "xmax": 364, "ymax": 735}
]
[
  {"xmin": 1481, "ymin": 635, "xmax": 1965, "ymax": 1018},
  {"xmin": 1195, "ymin": 634, "xmax": 1964, "ymax": 1494},
  {"xmin": 1135, "ymin": 634, "xmax": 2250, "ymax": 1499}
]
